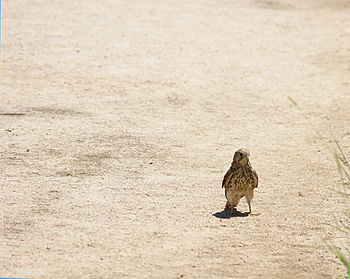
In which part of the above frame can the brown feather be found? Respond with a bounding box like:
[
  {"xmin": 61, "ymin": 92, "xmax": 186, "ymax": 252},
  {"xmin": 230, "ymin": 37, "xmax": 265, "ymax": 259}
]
[{"xmin": 222, "ymin": 169, "xmax": 233, "ymax": 188}]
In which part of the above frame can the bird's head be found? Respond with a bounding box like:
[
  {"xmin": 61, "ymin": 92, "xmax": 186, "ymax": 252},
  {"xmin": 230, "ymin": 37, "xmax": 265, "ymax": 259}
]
[{"xmin": 232, "ymin": 148, "xmax": 250, "ymax": 167}]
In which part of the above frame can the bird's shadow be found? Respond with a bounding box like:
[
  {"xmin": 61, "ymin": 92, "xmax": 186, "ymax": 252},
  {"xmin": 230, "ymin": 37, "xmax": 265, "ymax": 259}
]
[{"xmin": 212, "ymin": 209, "xmax": 249, "ymax": 219}]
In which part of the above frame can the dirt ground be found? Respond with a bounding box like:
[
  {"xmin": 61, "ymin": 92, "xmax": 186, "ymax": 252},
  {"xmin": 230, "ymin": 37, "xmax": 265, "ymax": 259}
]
[{"xmin": 1, "ymin": 0, "xmax": 350, "ymax": 278}]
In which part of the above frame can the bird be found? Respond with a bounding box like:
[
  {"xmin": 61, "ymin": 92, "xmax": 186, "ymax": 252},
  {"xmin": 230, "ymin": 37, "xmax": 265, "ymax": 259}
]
[{"xmin": 222, "ymin": 148, "xmax": 258, "ymax": 215}]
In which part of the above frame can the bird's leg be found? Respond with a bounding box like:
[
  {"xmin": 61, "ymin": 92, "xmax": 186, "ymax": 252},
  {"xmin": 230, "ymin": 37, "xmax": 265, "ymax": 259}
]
[
  {"xmin": 246, "ymin": 196, "xmax": 259, "ymax": 216},
  {"xmin": 224, "ymin": 202, "xmax": 236, "ymax": 215}
]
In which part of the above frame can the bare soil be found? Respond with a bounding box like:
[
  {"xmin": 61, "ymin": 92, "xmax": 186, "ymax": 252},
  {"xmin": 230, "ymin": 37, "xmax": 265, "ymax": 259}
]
[{"xmin": 1, "ymin": 0, "xmax": 350, "ymax": 278}]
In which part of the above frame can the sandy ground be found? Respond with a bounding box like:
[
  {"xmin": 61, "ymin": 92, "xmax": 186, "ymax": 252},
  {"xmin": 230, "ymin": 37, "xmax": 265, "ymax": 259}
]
[{"xmin": 1, "ymin": 0, "xmax": 350, "ymax": 278}]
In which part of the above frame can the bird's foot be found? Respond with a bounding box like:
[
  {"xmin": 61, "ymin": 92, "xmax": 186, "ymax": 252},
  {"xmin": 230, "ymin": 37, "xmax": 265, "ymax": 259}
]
[
  {"xmin": 247, "ymin": 212, "xmax": 260, "ymax": 216},
  {"xmin": 230, "ymin": 207, "xmax": 237, "ymax": 215}
]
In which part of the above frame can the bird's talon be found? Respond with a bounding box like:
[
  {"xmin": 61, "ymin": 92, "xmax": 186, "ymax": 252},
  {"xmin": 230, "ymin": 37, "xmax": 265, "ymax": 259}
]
[{"xmin": 248, "ymin": 212, "xmax": 260, "ymax": 216}]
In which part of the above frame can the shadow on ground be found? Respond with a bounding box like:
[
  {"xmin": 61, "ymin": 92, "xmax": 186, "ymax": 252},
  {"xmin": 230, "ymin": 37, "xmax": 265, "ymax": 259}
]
[{"xmin": 212, "ymin": 209, "xmax": 249, "ymax": 219}]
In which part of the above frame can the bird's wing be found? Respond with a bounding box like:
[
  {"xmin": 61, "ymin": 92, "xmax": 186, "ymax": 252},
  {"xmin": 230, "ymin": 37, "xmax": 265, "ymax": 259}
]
[
  {"xmin": 252, "ymin": 169, "xmax": 258, "ymax": 188},
  {"xmin": 222, "ymin": 169, "xmax": 233, "ymax": 188}
]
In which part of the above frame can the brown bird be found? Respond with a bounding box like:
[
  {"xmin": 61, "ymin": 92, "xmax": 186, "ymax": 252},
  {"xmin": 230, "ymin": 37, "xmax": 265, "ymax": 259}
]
[{"xmin": 222, "ymin": 148, "xmax": 258, "ymax": 215}]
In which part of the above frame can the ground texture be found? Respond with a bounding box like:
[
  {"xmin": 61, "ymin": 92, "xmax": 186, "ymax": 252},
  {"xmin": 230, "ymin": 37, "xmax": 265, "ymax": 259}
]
[{"xmin": 1, "ymin": 0, "xmax": 350, "ymax": 278}]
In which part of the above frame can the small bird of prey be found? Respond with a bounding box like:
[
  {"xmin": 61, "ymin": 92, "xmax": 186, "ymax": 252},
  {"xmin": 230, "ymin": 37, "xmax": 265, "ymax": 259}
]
[{"xmin": 222, "ymin": 148, "xmax": 258, "ymax": 215}]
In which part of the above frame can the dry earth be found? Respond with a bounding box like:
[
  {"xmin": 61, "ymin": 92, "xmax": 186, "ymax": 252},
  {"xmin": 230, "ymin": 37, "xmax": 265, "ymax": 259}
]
[{"xmin": 1, "ymin": 0, "xmax": 350, "ymax": 278}]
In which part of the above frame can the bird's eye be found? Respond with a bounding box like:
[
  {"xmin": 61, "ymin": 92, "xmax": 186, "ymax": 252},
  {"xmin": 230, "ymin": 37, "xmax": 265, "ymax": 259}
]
[{"xmin": 239, "ymin": 152, "xmax": 243, "ymax": 156}]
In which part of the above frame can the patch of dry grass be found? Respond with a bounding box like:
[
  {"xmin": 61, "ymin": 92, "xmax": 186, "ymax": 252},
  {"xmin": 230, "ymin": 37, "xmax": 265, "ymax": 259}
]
[{"xmin": 288, "ymin": 96, "xmax": 349, "ymax": 277}]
